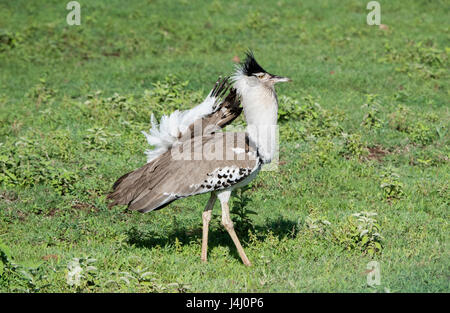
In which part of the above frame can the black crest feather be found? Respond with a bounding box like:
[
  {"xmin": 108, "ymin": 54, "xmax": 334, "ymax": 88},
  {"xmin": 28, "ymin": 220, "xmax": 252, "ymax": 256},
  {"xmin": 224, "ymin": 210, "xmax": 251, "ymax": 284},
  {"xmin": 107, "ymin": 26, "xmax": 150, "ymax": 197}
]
[{"xmin": 241, "ymin": 50, "xmax": 267, "ymax": 76}]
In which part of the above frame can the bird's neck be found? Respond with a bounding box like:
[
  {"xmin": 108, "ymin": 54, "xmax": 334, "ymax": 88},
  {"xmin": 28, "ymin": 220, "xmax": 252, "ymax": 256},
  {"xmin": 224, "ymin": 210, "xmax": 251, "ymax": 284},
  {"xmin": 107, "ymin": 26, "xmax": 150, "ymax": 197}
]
[{"xmin": 241, "ymin": 85, "xmax": 278, "ymax": 164}]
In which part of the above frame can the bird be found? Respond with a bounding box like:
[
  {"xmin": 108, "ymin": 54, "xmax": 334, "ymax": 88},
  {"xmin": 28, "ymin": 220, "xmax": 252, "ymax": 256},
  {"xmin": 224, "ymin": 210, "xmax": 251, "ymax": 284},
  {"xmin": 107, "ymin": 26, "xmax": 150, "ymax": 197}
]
[{"xmin": 107, "ymin": 51, "xmax": 291, "ymax": 266}]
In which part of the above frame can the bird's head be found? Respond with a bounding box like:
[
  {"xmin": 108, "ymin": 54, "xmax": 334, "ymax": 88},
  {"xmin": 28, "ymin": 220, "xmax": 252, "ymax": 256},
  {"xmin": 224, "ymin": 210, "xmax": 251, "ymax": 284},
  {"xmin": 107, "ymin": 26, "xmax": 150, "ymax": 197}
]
[{"xmin": 232, "ymin": 51, "xmax": 291, "ymax": 95}]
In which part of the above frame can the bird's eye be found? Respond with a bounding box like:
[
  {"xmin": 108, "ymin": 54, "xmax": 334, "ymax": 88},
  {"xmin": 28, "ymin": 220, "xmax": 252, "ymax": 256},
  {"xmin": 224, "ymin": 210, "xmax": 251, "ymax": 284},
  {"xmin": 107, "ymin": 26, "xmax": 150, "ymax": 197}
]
[{"xmin": 255, "ymin": 73, "xmax": 265, "ymax": 79}]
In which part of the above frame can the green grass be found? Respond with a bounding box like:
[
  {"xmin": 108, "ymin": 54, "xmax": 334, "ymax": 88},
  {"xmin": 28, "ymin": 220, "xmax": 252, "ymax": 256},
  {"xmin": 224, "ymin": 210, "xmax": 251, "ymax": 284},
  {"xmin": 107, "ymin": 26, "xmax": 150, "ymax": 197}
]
[{"xmin": 0, "ymin": 0, "xmax": 449, "ymax": 292}]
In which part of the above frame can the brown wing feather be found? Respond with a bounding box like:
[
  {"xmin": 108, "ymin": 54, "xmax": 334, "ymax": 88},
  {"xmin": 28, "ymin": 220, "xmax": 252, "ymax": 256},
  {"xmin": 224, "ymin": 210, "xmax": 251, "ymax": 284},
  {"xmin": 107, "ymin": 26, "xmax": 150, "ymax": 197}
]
[
  {"xmin": 178, "ymin": 85, "xmax": 242, "ymax": 141},
  {"xmin": 107, "ymin": 133, "xmax": 259, "ymax": 213},
  {"xmin": 107, "ymin": 150, "xmax": 172, "ymax": 208}
]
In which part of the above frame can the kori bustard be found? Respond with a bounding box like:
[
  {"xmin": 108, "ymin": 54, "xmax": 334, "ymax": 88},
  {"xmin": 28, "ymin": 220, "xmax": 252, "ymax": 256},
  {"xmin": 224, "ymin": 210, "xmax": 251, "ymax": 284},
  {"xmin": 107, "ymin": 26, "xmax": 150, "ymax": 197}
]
[{"xmin": 108, "ymin": 52, "xmax": 290, "ymax": 266}]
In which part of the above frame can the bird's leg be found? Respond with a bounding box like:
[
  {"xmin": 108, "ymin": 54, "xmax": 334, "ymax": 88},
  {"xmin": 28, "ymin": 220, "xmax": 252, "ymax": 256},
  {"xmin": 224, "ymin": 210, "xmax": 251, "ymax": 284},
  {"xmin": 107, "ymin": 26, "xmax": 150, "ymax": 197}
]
[
  {"xmin": 220, "ymin": 198, "xmax": 252, "ymax": 266},
  {"xmin": 201, "ymin": 193, "xmax": 217, "ymax": 263}
]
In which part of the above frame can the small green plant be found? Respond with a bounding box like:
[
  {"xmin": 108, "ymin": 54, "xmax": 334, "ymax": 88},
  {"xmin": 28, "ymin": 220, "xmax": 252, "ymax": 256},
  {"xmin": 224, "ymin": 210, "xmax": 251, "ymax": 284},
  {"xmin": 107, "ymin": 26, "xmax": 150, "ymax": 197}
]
[
  {"xmin": 83, "ymin": 127, "xmax": 119, "ymax": 151},
  {"xmin": 301, "ymin": 138, "xmax": 339, "ymax": 167},
  {"xmin": 0, "ymin": 138, "xmax": 79, "ymax": 194},
  {"xmin": 334, "ymin": 212, "xmax": 383, "ymax": 256},
  {"xmin": 45, "ymin": 130, "xmax": 75, "ymax": 161},
  {"xmin": 340, "ymin": 133, "xmax": 368, "ymax": 159},
  {"xmin": 278, "ymin": 95, "xmax": 302, "ymax": 123},
  {"xmin": 49, "ymin": 167, "xmax": 79, "ymax": 196},
  {"xmin": 0, "ymin": 138, "xmax": 50, "ymax": 187},
  {"xmin": 279, "ymin": 123, "xmax": 307, "ymax": 142},
  {"xmin": 0, "ymin": 241, "xmax": 50, "ymax": 292},
  {"xmin": 380, "ymin": 41, "xmax": 447, "ymax": 79},
  {"xmin": 380, "ymin": 168, "xmax": 405, "ymax": 200},
  {"xmin": 246, "ymin": 11, "xmax": 265, "ymax": 30},
  {"xmin": 0, "ymin": 241, "xmax": 11, "ymax": 281},
  {"xmin": 412, "ymin": 148, "xmax": 448, "ymax": 167},
  {"xmin": 408, "ymin": 121, "xmax": 435, "ymax": 145},
  {"xmin": 0, "ymin": 30, "xmax": 22, "ymax": 52},
  {"xmin": 66, "ymin": 256, "xmax": 98, "ymax": 290},
  {"xmin": 230, "ymin": 185, "xmax": 256, "ymax": 237},
  {"xmin": 304, "ymin": 216, "xmax": 331, "ymax": 236},
  {"xmin": 26, "ymin": 78, "xmax": 57, "ymax": 106},
  {"xmin": 144, "ymin": 75, "xmax": 203, "ymax": 120},
  {"xmin": 389, "ymin": 106, "xmax": 438, "ymax": 145},
  {"xmin": 15, "ymin": 265, "xmax": 50, "ymax": 293},
  {"xmin": 0, "ymin": 242, "xmax": 24, "ymax": 291},
  {"xmin": 388, "ymin": 104, "xmax": 411, "ymax": 133},
  {"xmin": 361, "ymin": 94, "xmax": 382, "ymax": 129},
  {"xmin": 106, "ymin": 267, "xmax": 156, "ymax": 288},
  {"xmin": 278, "ymin": 95, "xmax": 343, "ymax": 141}
]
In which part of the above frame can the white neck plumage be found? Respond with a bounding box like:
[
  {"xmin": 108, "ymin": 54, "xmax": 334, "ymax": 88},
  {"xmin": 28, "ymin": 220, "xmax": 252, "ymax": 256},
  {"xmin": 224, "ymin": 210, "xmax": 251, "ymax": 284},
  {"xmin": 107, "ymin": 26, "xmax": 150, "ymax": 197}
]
[{"xmin": 233, "ymin": 75, "xmax": 278, "ymax": 164}]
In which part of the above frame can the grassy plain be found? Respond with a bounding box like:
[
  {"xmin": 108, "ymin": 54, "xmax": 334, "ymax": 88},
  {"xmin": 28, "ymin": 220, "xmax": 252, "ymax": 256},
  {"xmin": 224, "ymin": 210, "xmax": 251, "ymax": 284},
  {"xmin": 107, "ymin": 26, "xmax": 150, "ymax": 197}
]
[{"xmin": 0, "ymin": 0, "xmax": 448, "ymax": 292}]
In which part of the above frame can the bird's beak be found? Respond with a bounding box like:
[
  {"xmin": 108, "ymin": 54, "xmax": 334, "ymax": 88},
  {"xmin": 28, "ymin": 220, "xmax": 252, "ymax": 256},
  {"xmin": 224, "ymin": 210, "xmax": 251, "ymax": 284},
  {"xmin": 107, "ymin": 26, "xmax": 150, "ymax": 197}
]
[{"xmin": 270, "ymin": 75, "xmax": 292, "ymax": 83}]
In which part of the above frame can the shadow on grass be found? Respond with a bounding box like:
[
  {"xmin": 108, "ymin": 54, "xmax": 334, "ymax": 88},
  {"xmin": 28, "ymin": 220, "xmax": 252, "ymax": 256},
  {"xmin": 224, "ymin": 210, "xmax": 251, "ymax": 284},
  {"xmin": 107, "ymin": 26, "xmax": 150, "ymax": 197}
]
[{"xmin": 126, "ymin": 216, "xmax": 298, "ymax": 262}]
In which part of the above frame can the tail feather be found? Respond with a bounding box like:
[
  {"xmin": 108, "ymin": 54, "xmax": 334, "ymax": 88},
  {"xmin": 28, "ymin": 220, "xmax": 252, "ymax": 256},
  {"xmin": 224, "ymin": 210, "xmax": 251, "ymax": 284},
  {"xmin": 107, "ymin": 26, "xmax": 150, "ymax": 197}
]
[
  {"xmin": 142, "ymin": 77, "xmax": 231, "ymax": 163},
  {"xmin": 107, "ymin": 152, "xmax": 176, "ymax": 211}
]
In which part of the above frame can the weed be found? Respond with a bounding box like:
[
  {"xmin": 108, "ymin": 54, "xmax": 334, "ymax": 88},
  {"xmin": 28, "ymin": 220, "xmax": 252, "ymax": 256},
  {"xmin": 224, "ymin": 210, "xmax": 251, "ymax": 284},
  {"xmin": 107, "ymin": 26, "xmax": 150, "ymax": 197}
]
[
  {"xmin": 334, "ymin": 212, "xmax": 383, "ymax": 256},
  {"xmin": 279, "ymin": 95, "xmax": 343, "ymax": 141},
  {"xmin": 26, "ymin": 78, "xmax": 57, "ymax": 106},
  {"xmin": 83, "ymin": 127, "xmax": 119, "ymax": 151},
  {"xmin": 143, "ymin": 75, "xmax": 204, "ymax": 120},
  {"xmin": 340, "ymin": 133, "xmax": 368, "ymax": 159},
  {"xmin": 408, "ymin": 121, "xmax": 436, "ymax": 146},
  {"xmin": 361, "ymin": 94, "xmax": 382, "ymax": 129},
  {"xmin": 388, "ymin": 104, "xmax": 412, "ymax": 133},
  {"xmin": 66, "ymin": 256, "xmax": 98, "ymax": 290},
  {"xmin": 411, "ymin": 147, "xmax": 449, "ymax": 167},
  {"xmin": 304, "ymin": 216, "xmax": 332, "ymax": 237},
  {"xmin": 0, "ymin": 241, "xmax": 50, "ymax": 292},
  {"xmin": 389, "ymin": 105, "xmax": 438, "ymax": 146},
  {"xmin": 0, "ymin": 137, "xmax": 79, "ymax": 194},
  {"xmin": 49, "ymin": 168, "xmax": 79, "ymax": 196},
  {"xmin": 381, "ymin": 41, "xmax": 447, "ymax": 79},
  {"xmin": 300, "ymin": 138, "xmax": 339, "ymax": 167},
  {"xmin": 0, "ymin": 30, "xmax": 21, "ymax": 52},
  {"xmin": 45, "ymin": 130, "xmax": 75, "ymax": 161},
  {"xmin": 105, "ymin": 268, "xmax": 157, "ymax": 289},
  {"xmin": 230, "ymin": 185, "xmax": 256, "ymax": 237},
  {"xmin": 380, "ymin": 168, "xmax": 405, "ymax": 201}
]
